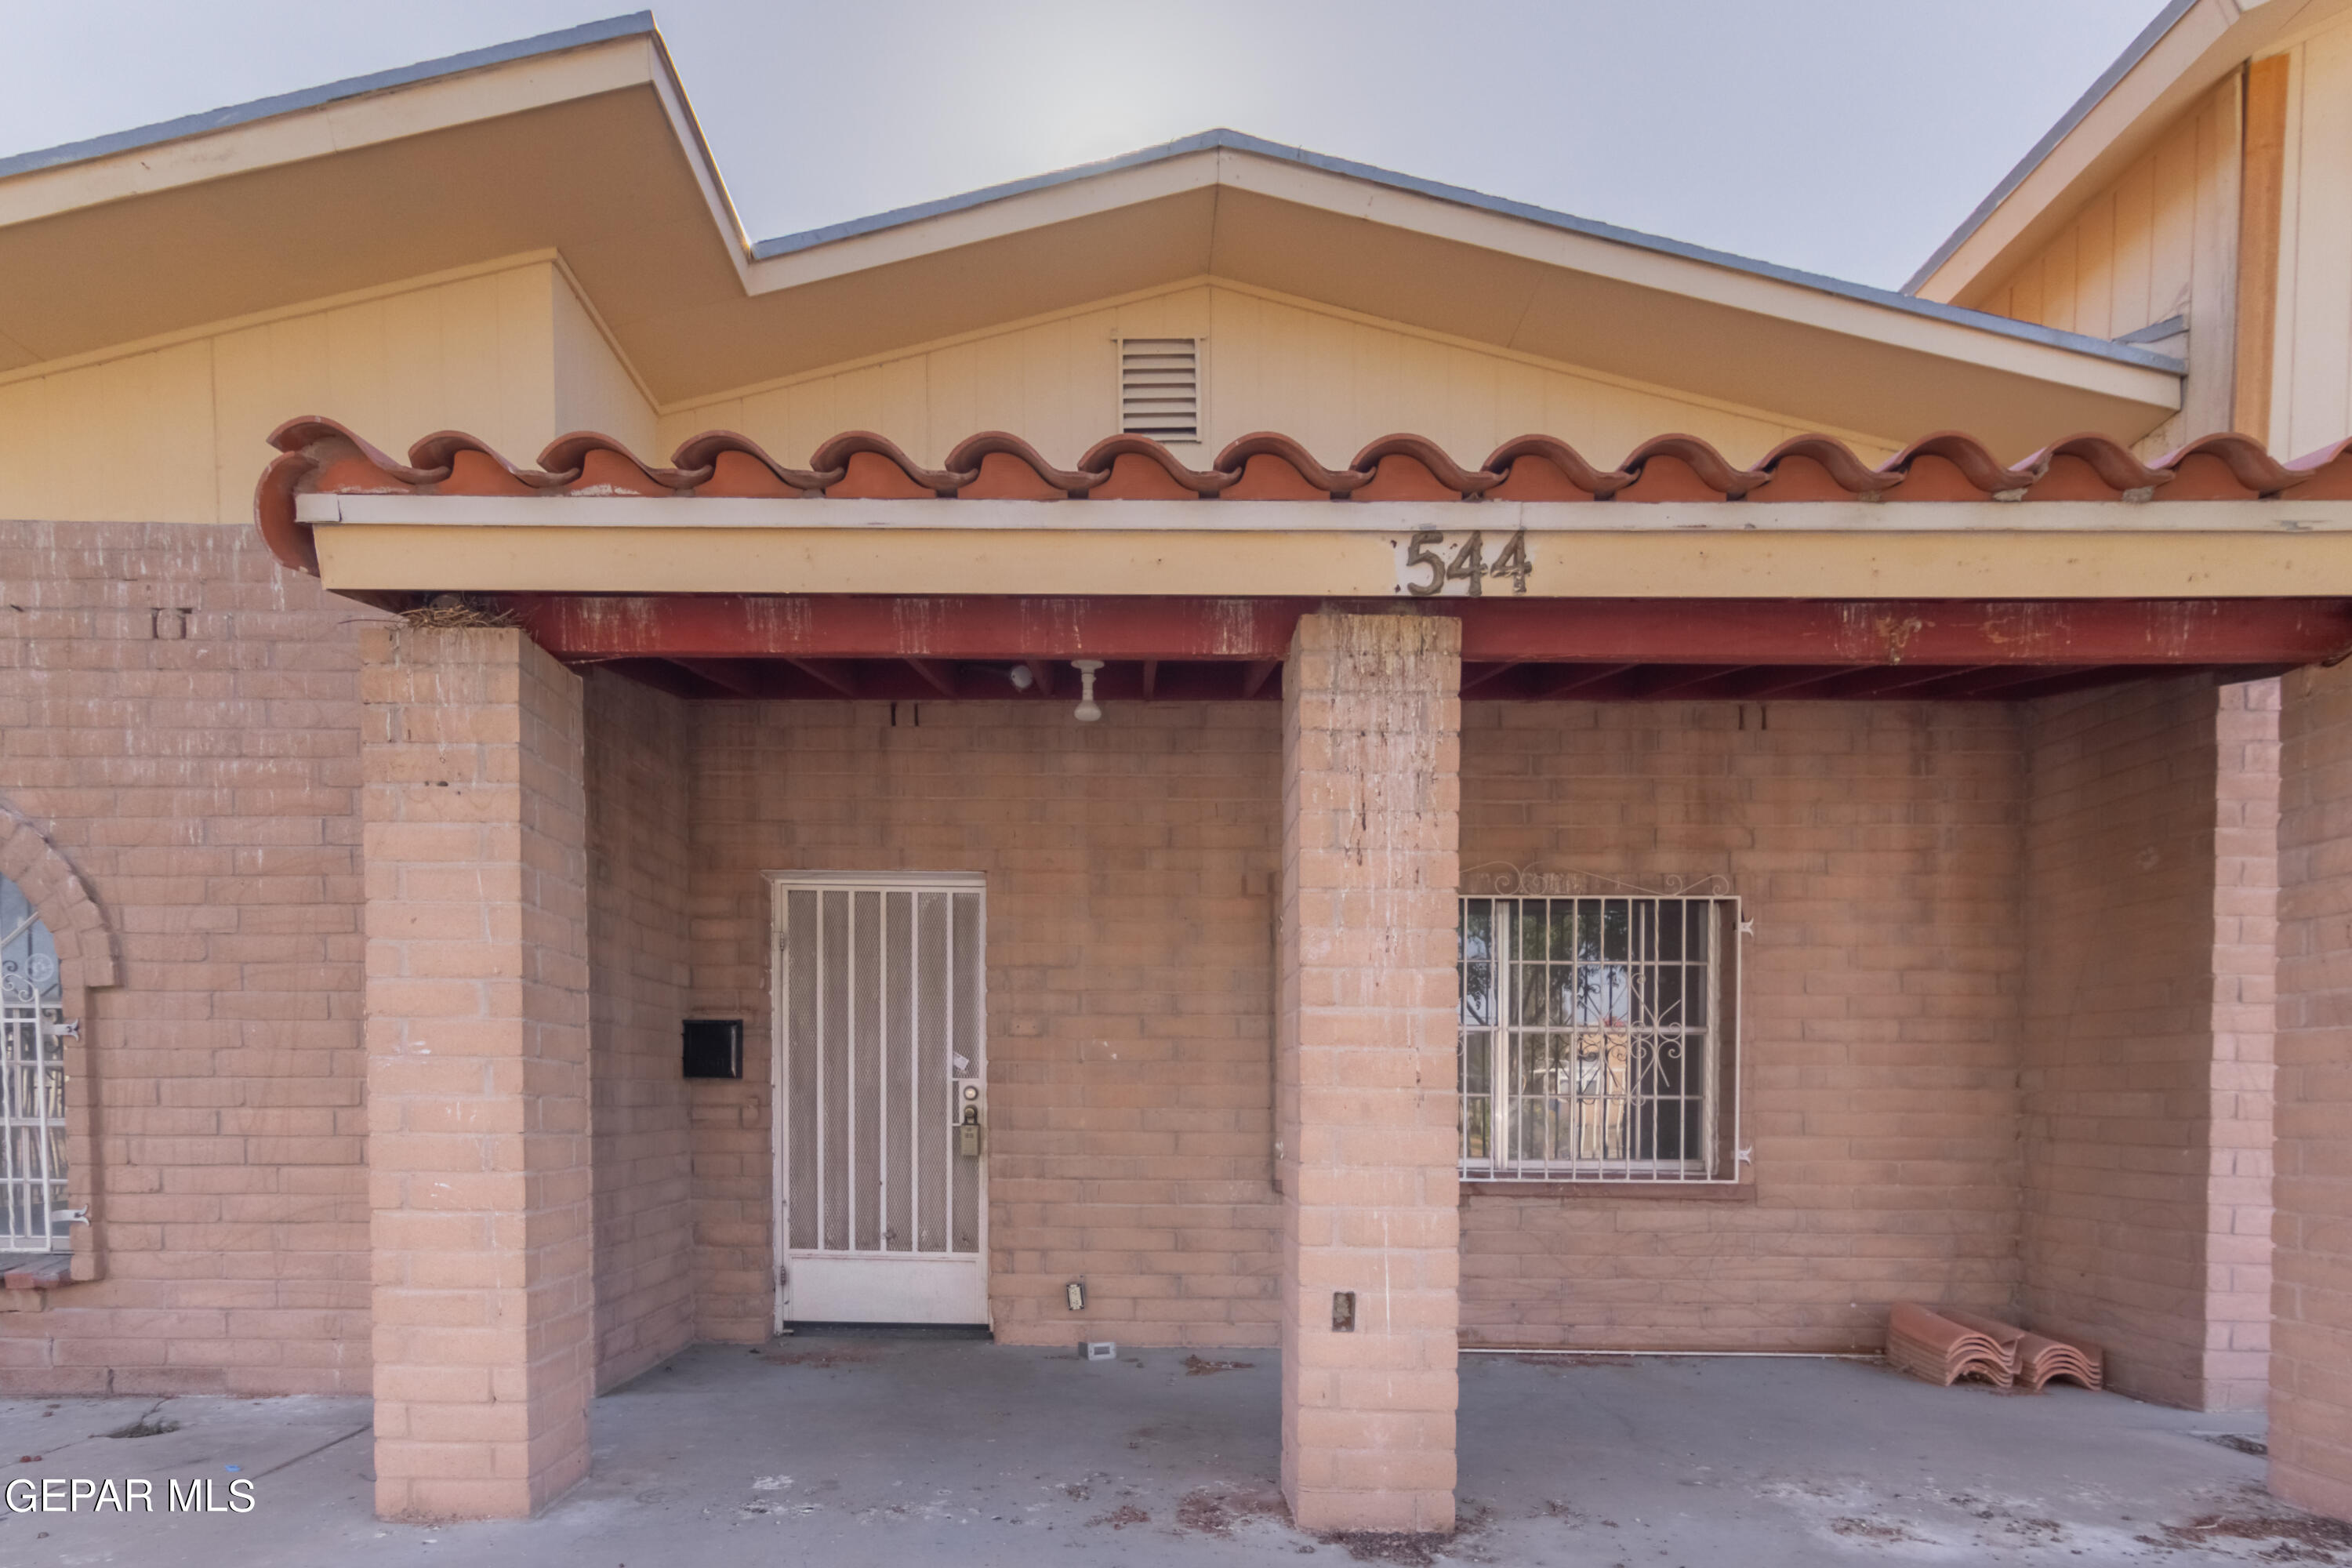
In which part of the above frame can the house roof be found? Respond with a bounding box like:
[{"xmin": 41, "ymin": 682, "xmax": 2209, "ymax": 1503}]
[
  {"xmin": 1908, "ymin": 0, "xmax": 2352, "ymax": 306},
  {"xmin": 1, "ymin": 16, "xmax": 2182, "ymax": 450}
]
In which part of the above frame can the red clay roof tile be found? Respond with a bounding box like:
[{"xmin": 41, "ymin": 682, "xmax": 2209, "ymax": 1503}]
[
  {"xmin": 944, "ymin": 432, "xmax": 1100, "ymax": 498},
  {"xmin": 1076, "ymin": 435, "xmax": 1231, "ymax": 498},
  {"xmin": 1618, "ymin": 434, "xmax": 1767, "ymax": 501},
  {"xmin": 1482, "ymin": 435, "xmax": 1630, "ymax": 500},
  {"xmin": 811, "ymin": 431, "xmax": 968, "ymax": 497},
  {"xmin": 253, "ymin": 416, "xmax": 2351, "ymax": 576}
]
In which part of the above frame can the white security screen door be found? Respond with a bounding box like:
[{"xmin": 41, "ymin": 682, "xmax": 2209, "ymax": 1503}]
[{"xmin": 771, "ymin": 874, "xmax": 986, "ymax": 1327}]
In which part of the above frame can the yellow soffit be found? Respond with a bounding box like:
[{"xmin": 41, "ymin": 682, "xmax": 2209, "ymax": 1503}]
[
  {"xmin": 293, "ymin": 495, "xmax": 2352, "ymax": 599},
  {"xmin": 0, "ymin": 20, "xmax": 2179, "ymax": 455}
]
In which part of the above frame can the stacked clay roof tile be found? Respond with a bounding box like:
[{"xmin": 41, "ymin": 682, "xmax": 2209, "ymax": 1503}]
[{"xmin": 1887, "ymin": 1303, "xmax": 2103, "ymax": 1393}]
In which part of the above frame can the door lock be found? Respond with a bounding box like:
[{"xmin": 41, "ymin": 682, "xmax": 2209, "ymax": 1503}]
[{"xmin": 954, "ymin": 1078, "xmax": 983, "ymax": 1157}]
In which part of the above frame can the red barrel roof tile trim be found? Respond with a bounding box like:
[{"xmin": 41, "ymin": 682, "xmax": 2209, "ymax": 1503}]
[{"xmin": 252, "ymin": 415, "xmax": 2352, "ymax": 576}]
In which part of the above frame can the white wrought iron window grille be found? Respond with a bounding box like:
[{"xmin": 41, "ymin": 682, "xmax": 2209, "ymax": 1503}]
[
  {"xmin": 0, "ymin": 876, "xmax": 69, "ymax": 1250},
  {"xmin": 1458, "ymin": 894, "xmax": 1740, "ymax": 1183}
]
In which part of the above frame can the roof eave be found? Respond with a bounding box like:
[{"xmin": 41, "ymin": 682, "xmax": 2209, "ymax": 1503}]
[
  {"xmin": 745, "ymin": 128, "xmax": 2182, "ymax": 381},
  {"xmin": 1908, "ymin": 0, "xmax": 2352, "ymax": 306}
]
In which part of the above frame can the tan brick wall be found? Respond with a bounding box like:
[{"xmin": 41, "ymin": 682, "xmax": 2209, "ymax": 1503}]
[
  {"xmin": 2212, "ymin": 680, "xmax": 2280, "ymax": 1407},
  {"xmin": 2016, "ymin": 677, "xmax": 2275, "ymax": 1410},
  {"xmin": 1457, "ymin": 699, "xmax": 2027, "ymax": 1351},
  {"xmin": 361, "ymin": 626, "xmax": 593, "ymax": 1519},
  {"xmin": 686, "ymin": 699, "xmax": 1283, "ymax": 1346},
  {"xmin": 1277, "ymin": 613, "xmax": 1461, "ymax": 1534},
  {"xmin": 2276, "ymin": 659, "xmax": 2352, "ymax": 1520},
  {"xmin": 0, "ymin": 521, "xmax": 381, "ymax": 1396},
  {"xmin": 684, "ymin": 689, "xmax": 2273, "ymax": 1382},
  {"xmin": 0, "ymin": 524, "xmax": 2287, "ymax": 1424},
  {"xmin": 583, "ymin": 671, "xmax": 695, "ymax": 1389}
]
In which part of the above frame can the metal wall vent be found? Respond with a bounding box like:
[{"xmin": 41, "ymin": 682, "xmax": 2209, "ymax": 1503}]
[{"xmin": 1118, "ymin": 338, "xmax": 1201, "ymax": 444}]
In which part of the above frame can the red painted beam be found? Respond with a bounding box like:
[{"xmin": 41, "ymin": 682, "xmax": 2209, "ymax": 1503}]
[
  {"xmin": 1452, "ymin": 598, "xmax": 2352, "ymax": 666},
  {"xmin": 503, "ymin": 594, "xmax": 2352, "ymax": 668}
]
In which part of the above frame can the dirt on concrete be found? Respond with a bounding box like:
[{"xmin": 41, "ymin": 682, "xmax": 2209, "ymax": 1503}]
[
  {"xmin": 2142, "ymin": 1488, "xmax": 2352, "ymax": 1563},
  {"xmin": 1181, "ymin": 1355, "xmax": 1256, "ymax": 1377},
  {"xmin": 0, "ymin": 1344, "xmax": 2329, "ymax": 1567}
]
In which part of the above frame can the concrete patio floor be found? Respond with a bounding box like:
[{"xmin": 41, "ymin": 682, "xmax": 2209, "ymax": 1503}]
[{"xmin": 0, "ymin": 1335, "xmax": 2345, "ymax": 1567}]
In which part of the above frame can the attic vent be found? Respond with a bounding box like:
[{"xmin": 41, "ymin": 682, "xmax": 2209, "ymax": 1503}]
[{"xmin": 1118, "ymin": 338, "xmax": 1201, "ymax": 444}]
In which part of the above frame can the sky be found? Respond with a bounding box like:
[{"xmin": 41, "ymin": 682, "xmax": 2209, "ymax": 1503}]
[{"xmin": 2, "ymin": 0, "xmax": 2166, "ymax": 290}]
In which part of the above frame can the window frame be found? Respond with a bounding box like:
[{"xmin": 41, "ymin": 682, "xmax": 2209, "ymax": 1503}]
[
  {"xmin": 1457, "ymin": 891, "xmax": 1744, "ymax": 1186},
  {"xmin": 0, "ymin": 880, "xmax": 71, "ymax": 1252}
]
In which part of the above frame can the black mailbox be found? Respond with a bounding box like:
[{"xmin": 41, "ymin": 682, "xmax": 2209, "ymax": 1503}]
[{"xmin": 682, "ymin": 1018, "xmax": 744, "ymax": 1080}]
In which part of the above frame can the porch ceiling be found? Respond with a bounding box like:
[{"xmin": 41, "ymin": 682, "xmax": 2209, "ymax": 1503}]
[
  {"xmin": 596, "ymin": 655, "xmax": 2288, "ymax": 706},
  {"xmin": 499, "ymin": 593, "xmax": 2338, "ymax": 705}
]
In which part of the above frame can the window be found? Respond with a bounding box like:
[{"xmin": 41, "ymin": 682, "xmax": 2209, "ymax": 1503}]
[
  {"xmin": 0, "ymin": 876, "xmax": 67, "ymax": 1250},
  {"xmin": 1116, "ymin": 337, "xmax": 1201, "ymax": 443},
  {"xmin": 1458, "ymin": 894, "xmax": 1739, "ymax": 1182}
]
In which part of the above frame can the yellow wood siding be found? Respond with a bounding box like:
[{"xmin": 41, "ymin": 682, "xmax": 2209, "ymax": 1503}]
[
  {"xmin": 553, "ymin": 273, "xmax": 658, "ymax": 454},
  {"xmin": 2274, "ymin": 13, "xmax": 2352, "ymax": 455},
  {"xmin": 658, "ymin": 282, "xmax": 1900, "ymax": 472},
  {"xmin": 0, "ymin": 264, "xmax": 1925, "ymax": 531},
  {"xmin": 0, "ymin": 261, "xmax": 585, "ymax": 524},
  {"xmin": 1967, "ymin": 77, "xmax": 2241, "ymax": 449},
  {"xmin": 0, "ymin": 339, "xmax": 218, "ymax": 524}
]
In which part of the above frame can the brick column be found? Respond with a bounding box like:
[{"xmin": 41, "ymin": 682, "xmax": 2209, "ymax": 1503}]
[
  {"xmin": 2017, "ymin": 678, "xmax": 2277, "ymax": 1410},
  {"xmin": 2276, "ymin": 660, "xmax": 2352, "ymax": 1521},
  {"xmin": 361, "ymin": 626, "xmax": 593, "ymax": 1520},
  {"xmin": 1277, "ymin": 612, "xmax": 1461, "ymax": 1534}
]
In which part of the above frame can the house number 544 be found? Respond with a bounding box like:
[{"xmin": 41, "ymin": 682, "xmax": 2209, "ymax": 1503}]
[{"xmin": 1397, "ymin": 529, "xmax": 1533, "ymax": 597}]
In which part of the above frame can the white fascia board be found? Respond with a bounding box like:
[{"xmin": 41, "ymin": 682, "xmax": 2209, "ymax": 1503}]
[
  {"xmin": 739, "ymin": 152, "xmax": 1225, "ymax": 293},
  {"xmin": 641, "ymin": 38, "xmax": 759, "ymax": 284},
  {"xmin": 297, "ymin": 494, "xmax": 2352, "ymax": 535},
  {"xmin": 1214, "ymin": 153, "xmax": 2184, "ymax": 408},
  {"xmin": 0, "ymin": 34, "xmax": 668, "ymax": 229},
  {"xmin": 731, "ymin": 136, "xmax": 2179, "ymax": 401}
]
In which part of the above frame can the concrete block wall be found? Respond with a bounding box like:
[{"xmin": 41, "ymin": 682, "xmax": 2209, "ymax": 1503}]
[
  {"xmin": 2016, "ymin": 677, "xmax": 2277, "ymax": 1408},
  {"xmin": 359, "ymin": 626, "xmax": 593, "ymax": 1519},
  {"xmin": 2275, "ymin": 659, "xmax": 2352, "ymax": 1519},
  {"xmin": 682, "ymin": 689, "xmax": 2272, "ymax": 1388},
  {"xmin": 0, "ymin": 522, "xmax": 382, "ymax": 1396},
  {"xmin": 0, "ymin": 520, "xmax": 2292, "ymax": 1426},
  {"xmin": 686, "ymin": 699, "xmax": 1283, "ymax": 1346},
  {"xmin": 583, "ymin": 671, "xmax": 695, "ymax": 1390},
  {"xmin": 1456, "ymin": 699, "xmax": 2027, "ymax": 1350},
  {"xmin": 1276, "ymin": 613, "xmax": 1461, "ymax": 1534},
  {"xmin": 2211, "ymin": 680, "xmax": 2282, "ymax": 1407}
]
